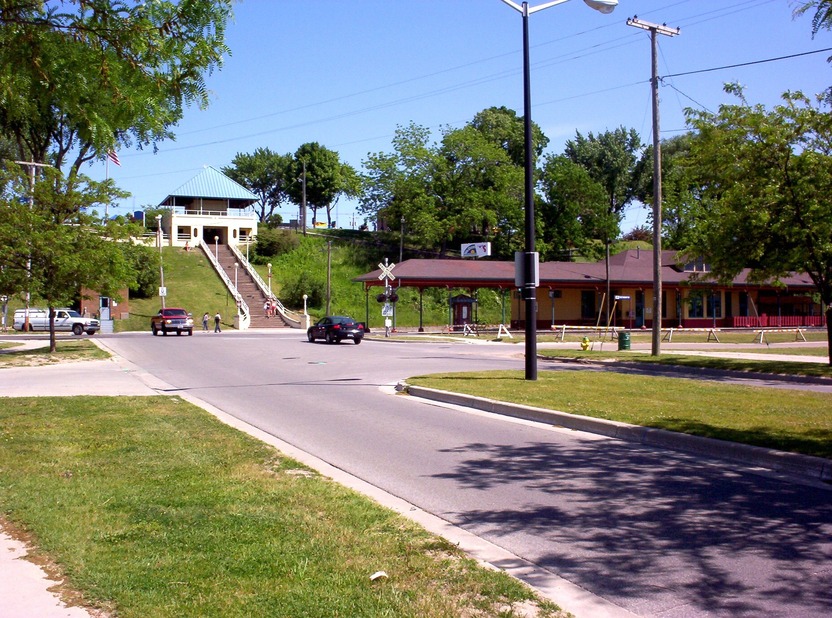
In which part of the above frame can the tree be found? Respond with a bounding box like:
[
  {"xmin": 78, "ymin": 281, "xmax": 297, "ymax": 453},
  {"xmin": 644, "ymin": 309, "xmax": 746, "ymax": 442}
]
[
  {"xmin": 0, "ymin": 2, "xmax": 231, "ymax": 351},
  {"xmin": 470, "ymin": 106, "xmax": 549, "ymax": 168},
  {"xmin": 683, "ymin": 87, "xmax": 832, "ymax": 364},
  {"xmin": 793, "ymin": 1, "xmax": 832, "ymax": 38},
  {"xmin": 564, "ymin": 127, "xmax": 646, "ymax": 317},
  {"xmin": 0, "ymin": 0, "xmax": 232, "ymax": 175},
  {"xmin": 223, "ymin": 148, "xmax": 294, "ymax": 223},
  {"xmin": 0, "ymin": 165, "xmax": 138, "ymax": 351},
  {"xmin": 288, "ymin": 143, "xmax": 358, "ymax": 228},
  {"xmin": 538, "ymin": 155, "xmax": 612, "ymax": 261},
  {"xmin": 636, "ymin": 133, "xmax": 701, "ymax": 249},
  {"xmin": 359, "ymin": 113, "xmax": 529, "ymax": 259}
]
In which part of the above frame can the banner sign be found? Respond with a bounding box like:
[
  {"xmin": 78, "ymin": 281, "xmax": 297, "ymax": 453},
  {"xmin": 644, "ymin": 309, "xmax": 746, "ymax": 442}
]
[{"xmin": 461, "ymin": 242, "xmax": 491, "ymax": 258}]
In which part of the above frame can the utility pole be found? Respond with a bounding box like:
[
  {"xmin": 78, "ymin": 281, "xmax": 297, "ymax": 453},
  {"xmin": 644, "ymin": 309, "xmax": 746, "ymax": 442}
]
[
  {"xmin": 325, "ymin": 240, "xmax": 332, "ymax": 316},
  {"xmin": 626, "ymin": 16, "xmax": 679, "ymax": 357},
  {"xmin": 14, "ymin": 161, "xmax": 52, "ymax": 332},
  {"xmin": 300, "ymin": 160, "xmax": 307, "ymax": 236}
]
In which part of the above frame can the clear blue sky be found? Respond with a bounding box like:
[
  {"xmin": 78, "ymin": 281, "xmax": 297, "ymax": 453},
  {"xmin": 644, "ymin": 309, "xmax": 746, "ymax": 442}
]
[{"xmin": 101, "ymin": 0, "xmax": 831, "ymax": 233}]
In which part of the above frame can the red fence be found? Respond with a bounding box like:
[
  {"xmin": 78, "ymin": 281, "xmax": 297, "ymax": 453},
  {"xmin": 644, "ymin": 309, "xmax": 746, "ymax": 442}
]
[{"xmin": 731, "ymin": 315, "xmax": 826, "ymax": 328}]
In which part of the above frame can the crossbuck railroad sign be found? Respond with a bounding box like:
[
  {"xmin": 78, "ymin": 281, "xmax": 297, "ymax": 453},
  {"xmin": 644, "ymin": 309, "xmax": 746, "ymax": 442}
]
[{"xmin": 377, "ymin": 261, "xmax": 396, "ymax": 284}]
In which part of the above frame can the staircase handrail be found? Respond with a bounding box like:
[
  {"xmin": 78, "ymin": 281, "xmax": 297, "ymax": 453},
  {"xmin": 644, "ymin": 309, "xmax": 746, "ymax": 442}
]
[
  {"xmin": 229, "ymin": 244, "xmax": 304, "ymax": 329},
  {"xmin": 199, "ymin": 239, "xmax": 250, "ymax": 330}
]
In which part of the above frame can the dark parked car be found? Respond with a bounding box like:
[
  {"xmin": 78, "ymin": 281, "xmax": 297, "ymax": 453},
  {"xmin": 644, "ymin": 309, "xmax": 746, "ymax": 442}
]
[
  {"xmin": 307, "ymin": 315, "xmax": 364, "ymax": 344},
  {"xmin": 151, "ymin": 308, "xmax": 194, "ymax": 336}
]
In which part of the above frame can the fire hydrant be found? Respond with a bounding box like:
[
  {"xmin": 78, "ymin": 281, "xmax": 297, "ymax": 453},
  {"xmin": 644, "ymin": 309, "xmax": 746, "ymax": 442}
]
[{"xmin": 580, "ymin": 336, "xmax": 590, "ymax": 351}]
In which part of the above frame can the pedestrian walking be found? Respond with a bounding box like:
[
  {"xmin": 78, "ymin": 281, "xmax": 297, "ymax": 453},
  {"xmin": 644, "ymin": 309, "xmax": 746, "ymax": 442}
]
[
  {"xmin": 214, "ymin": 311, "xmax": 221, "ymax": 333},
  {"xmin": 202, "ymin": 312, "xmax": 209, "ymax": 331},
  {"xmin": 263, "ymin": 300, "xmax": 270, "ymax": 319}
]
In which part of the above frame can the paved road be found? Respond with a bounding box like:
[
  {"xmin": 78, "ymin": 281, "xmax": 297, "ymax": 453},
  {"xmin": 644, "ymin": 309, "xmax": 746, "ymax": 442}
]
[{"xmin": 84, "ymin": 330, "xmax": 832, "ymax": 618}]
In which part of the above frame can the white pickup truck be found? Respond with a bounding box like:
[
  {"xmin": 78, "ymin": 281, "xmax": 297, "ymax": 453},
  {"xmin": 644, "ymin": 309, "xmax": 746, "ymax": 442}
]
[{"xmin": 13, "ymin": 308, "xmax": 100, "ymax": 335}]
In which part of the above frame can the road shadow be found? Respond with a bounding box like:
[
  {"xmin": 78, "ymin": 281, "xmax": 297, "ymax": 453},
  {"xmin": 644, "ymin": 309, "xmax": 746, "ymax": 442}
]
[{"xmin": 433, "ymin": 438, "xmax": 832, "ymax": 617}]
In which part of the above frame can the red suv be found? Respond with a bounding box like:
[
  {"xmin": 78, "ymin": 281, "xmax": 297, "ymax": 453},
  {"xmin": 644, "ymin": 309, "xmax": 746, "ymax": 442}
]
[{"xmin": 151, "ymin": 308, "xmax": 194, "ymax": 336}]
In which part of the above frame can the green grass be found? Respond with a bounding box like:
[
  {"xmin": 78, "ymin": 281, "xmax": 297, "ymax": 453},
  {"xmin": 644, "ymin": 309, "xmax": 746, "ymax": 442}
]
[
  {"xmin": 408, "ymin": 370, "xmax": 832, "ymax": 459},
  {"xmin": 0, "ymin": 340, "xmax": 108, "ymax": 367},
  {"xmin": 0, "ymin": 396, "xmax": 561, "ymax": 618},
  {"xmin": 116, "ymin": 247, "xmax": 237, "ymax": 332},
  {"xmin": 537, "ymin": 349, "xmax": 832, "ymax": 378}
]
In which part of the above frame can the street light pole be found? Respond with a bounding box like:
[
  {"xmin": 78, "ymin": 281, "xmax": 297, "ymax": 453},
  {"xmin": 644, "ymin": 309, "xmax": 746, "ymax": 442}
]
[
  {"xmin": 500, "ymin": 0, "xmax": 617, "ymax": 381},
  {"xmin": 267, "ymin": 263, "xmax": 272, "ymax": 297},
  {"xmin": 214, "ymin": 235, "xmax": 219, "ymax": 261}
]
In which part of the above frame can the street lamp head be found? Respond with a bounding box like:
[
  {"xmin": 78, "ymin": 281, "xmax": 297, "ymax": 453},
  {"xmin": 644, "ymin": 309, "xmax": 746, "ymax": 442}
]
[{"xmin": 583, "ymin": 0, "xmax": 617, "ymax": 14}]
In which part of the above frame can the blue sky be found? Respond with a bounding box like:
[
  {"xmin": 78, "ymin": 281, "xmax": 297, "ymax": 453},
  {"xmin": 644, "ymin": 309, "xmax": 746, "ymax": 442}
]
[{"xmin": 101, "ymin": 0, "xmax": 831, "ymax": 233}]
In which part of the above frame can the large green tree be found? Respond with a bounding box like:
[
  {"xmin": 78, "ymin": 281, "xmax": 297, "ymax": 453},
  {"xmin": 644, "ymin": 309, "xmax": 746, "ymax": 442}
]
[
  {"xmin": 360, "ymin": 110, "xmax": 532, "ymax": 259},
  {"xmin": 0, "ymin": 165, "xmax": 139, "ymax": 351},
  {"xmin": 0, "ymin": 1, "xmax": 231, "ymax": 349},
  {"xmin": 564, "ymin": 127, "xmax": 646, "ymax": 317},
  {"xmin": 223, "ymin": 147, "xmax": 294, "ymax": 223},
  {"xmin": 0, "ymin": 0, "xmax": 232, "ymax": 174},
  {"xmin": 288, "ymin": 143, "xmax": 359, "ymax": 228},
  {"xmin": 538, "ymin": 155, "xmax": 612, "ymax": 261},
  {"xmin": 683, "ymin": 87, "xmax": 832, "ymax": 364},
  {"xmin": 635, "ymin": 133, "xmax": 701, "ymax": 249}
]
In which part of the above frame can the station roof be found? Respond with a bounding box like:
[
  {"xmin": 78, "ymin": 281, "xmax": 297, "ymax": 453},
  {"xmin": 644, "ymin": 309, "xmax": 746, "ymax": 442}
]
[{"xmin": 354, "ymin": 250, "xmax": 816, "ymax": 291}]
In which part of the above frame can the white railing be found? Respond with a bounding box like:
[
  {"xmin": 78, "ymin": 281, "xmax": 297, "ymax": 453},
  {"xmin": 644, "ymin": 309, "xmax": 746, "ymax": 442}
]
[
  {"xmin": 228, "ymin": 244, "xmax": 305, "ymax": 329},
  {"xmin": 199, "ymin": 238, "xmax": 250, "ymax": 330}
]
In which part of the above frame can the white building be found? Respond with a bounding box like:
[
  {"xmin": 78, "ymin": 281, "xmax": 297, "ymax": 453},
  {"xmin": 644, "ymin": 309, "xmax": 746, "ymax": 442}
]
[{"xmin": 157, "ymin": 165, "xmax": 259, "ymax": 249}]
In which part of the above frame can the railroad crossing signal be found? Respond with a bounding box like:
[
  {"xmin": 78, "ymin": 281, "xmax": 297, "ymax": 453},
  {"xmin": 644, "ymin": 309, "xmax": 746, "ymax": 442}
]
[{"xmin": 377, "ymin": 261, "xmax": 396, "ymax": 282}]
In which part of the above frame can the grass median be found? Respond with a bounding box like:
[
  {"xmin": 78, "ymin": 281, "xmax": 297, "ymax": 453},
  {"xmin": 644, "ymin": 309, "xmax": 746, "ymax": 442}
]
[
  {"xmin": 0, "ymin": 339, "xmax": 109, "ymax": 367},
  {"xmin": 0, "ymin": 395, "xmax": 561, "ymax": 618},
  {"xmin": 407, "ymin": 370, "xmax": 832, "ymax": 460}
]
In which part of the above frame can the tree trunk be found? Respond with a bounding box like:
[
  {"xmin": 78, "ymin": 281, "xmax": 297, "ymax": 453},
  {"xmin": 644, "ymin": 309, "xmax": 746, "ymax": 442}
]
[
  {"xmin": 48, "ymin": 306, "xmax": 57, "ymax": 353},
  {"xmin": 826, "ymin": 305, "xmax": 832, "ymax": 366}
]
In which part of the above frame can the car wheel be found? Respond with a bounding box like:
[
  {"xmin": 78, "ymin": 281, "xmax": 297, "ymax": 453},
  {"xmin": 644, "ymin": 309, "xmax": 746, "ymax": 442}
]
[
  {"xmin": 353, "ymin": 337, "xmax": 362, "ymax": 345},
  {"xmin": 326, "ymin": 331, "xmax": 336, "ymax": 344},
  {"xmin": 72, "ymin": 324, "xmax": 83, "ymax": 336},
  {"xmin": 187, "ymin": 329, "xmax": 193, "ymax": 336},
  {"xmin": 307, "ymin": 331, "xmax": 314, "ymax": 342}
]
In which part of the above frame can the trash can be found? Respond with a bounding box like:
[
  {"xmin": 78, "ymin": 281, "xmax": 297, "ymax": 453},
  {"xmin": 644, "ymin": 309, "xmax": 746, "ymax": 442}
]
[{"xmin": 617, "ymin": 331, "xmax": 631, "ymax": 351}]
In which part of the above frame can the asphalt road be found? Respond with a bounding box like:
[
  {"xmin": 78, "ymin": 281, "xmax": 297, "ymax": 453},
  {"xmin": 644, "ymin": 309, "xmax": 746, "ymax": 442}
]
[{"xmin": 89, "ymin": 332, "xmax": 832, "ymax": 617}]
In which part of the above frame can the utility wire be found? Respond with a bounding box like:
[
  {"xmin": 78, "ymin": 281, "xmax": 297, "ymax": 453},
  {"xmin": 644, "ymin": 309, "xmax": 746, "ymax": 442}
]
[{"xmin": 663, "ymin": 47, "xmax": 832, "ymax": 79}]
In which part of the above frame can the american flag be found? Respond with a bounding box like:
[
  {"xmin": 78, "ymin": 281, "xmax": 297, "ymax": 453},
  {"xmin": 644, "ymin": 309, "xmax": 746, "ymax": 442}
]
[{"xmin": 108, "ymin": 150, "xmax": 121, "ymax": 166}]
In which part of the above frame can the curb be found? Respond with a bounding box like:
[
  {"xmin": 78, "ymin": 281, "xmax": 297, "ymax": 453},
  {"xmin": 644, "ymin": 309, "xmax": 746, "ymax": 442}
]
[{"xmin": 403, "ymin": 384, "xmax": 832, "ymax": 483}]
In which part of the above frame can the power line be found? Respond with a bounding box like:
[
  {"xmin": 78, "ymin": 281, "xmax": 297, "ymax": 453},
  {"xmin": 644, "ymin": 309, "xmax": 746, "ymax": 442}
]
[{"xmin": 663, "ymin": 47, "xmax": 832, "ymax": 79}]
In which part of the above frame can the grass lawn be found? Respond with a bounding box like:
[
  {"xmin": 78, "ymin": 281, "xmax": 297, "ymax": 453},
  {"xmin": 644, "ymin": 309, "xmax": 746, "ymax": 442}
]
[
  {"xmin": 0, "ymin": 396, "xmax": 561, "ymax": 618},
  {"xmin": 407, "ymin": 370, "xmax": 832, "ymax": 459},
  {"xmin": 0, "ymin": 340, "xmax": 108, "ymax": 367}
]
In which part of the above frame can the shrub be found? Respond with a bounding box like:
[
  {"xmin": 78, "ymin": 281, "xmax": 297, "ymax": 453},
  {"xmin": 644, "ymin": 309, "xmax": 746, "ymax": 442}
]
[{"xmin": 253, "ymin": 228, "xmax": 300, "ymax": 262}]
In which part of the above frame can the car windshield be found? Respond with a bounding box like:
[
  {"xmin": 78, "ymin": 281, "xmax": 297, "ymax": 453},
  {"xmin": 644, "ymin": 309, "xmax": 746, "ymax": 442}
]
[{"xmin": 164, "ymin": 309, "xmax": 188, "ymax": 317}]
